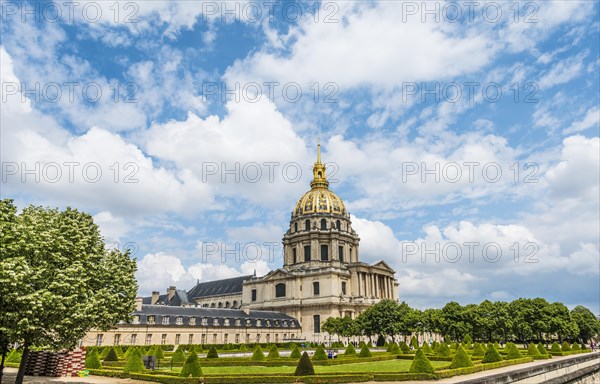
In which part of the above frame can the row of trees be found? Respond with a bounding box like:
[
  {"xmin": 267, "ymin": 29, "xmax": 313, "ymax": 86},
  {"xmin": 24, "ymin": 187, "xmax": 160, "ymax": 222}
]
[
  {"xmin": 0, "ymin": 200, "xmax": 139, "ymax": 384},
  {"xmin": 323, "ymin": 299, "xmax": 600, "ymax": 345}
]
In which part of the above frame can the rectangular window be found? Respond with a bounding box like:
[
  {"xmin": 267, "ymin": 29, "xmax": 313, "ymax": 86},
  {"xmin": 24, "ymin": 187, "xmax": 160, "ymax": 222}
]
[
  {"xmin": 235, "ymin": 319, "xmax": 241, "ymax": 326},
  {"xmin": 147, "ymin": 316, "xmax": 155, "ymax": 325},
  {"xmin": 313, "ymin": 281, "xmax": 320, "ymax": 296},
  {"xmin": 145, "ymin": 334, "xmax": 152, "ymax": 345},
  {"xmin": 189, "ymin": 317, "xmax": 196, "ymax": 326},
  {"xmin": 96, "ymin": 334, "xmax": 103, "ymax": 347},
  {"xmin": 162, "ymin": 316, "xmax": 169, "ymax": 325},
  {"xmin": 320, "ymin": 245, "xmax": 328, "ymax": 261},
  {"xmin": 292, "ymin": 248, "xmax": 297, "ymax": 264},
  {"xmin": 224, "ymin": 334, "xmax": 228, "ymax": 343},
  {"xmin": 266, "ymin": 334, "xmax": 270, "ymax": 343},
  {"xmin": 131, "ymin": 334, "xmax": 137, "ymax": 345},
  {"xmin": 212, "ymin": 318, "xmax": 219, "ymax": 326},
  {"xmin": 251, "ymin": 289, "xmax": 257, "ymax": 302},
  {"xmin": 114, "ymin": 334, "xmax": 121, "ymax": 346},
  {"xmin": 161, "ymin": 334, "xmax": 167, "ymax": 345},
  {"xmin": 175, "ymin": 334, "xmax": 181, "ymax": 345},
  {"xmin": 235, "ymin": 334, "xmax": 240, "ymax": 343},
  {"xmin": 176, "ymin": 316, "xmax": 183, "ymax": 325},
  {"xmin": 188, "ymin": 334, "xmax": 194, "ymax": 344},
  {"xmin": 275, "ymin": 334, "xmax": 279, "ymax": 342},
  {"xmin": 313, "ymin": 315, "xmax": 321, "ymax": 334},
  {"xmin": 256, "ymin": 334, "xmax": 260, "ymax": 342},
  {"xmin": 202, "ymin": 317, "xmax": 208, "ymax": 326},
  {"xmin": 338, "ymin": 246, "xmax": 344, "ymax": 262},
  {"xmin": 341, "ymin": 282, "xmax": 347, "ymax": 295},
  {"xmin": 132, "ymin": 315, "xmax": 140, "ymax": 324},
  {"xmin": 224, "ymin": 318, "xmax": 230, "ymax": 326},
  {"xmin": 245, "ymin": 334, "xmax": 250, "ymax": 343},
  {"xmin": 304, "ymin": 245, "xmax": 311, "ymax": 261},
  {"xmin": 212, "ymin": 334, "xmax": 217, "ymax": 343},
  {"xmin": 201, "ymin": 334, "xmax": 206, "ymax": 344}
]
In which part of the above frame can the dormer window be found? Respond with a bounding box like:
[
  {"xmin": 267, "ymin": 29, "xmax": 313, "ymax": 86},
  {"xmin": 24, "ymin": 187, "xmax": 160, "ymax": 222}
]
[
  {"xmin": 189, "ymin": 317, "xmax": 196, "ymax": 325},
  {"xmin": 201, "ymin": 317, "xmax": 208, "ymax": 326},
  {"xmin": 213, "ymin": 318, "xmax": 219, "ymax": 326},
  {"xmin": 175, "ymin": 316, "xmax": 183, "ymax": 325},
  {"xmin": 162, "ymin": 316, "xmax": 169, "ymax": 325},
  {"xmin": 147, "ymin": 316, "xmax": 155, "ymax": 325}
]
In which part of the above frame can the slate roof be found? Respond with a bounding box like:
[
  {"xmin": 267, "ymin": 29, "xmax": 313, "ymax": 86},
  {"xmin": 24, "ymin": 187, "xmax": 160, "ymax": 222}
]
[
  {"xmin": 187, "ymin": 275, "xmax": 253, "ymax": 299},
  {"xmin": 130, "ymin": 305, "xmax": 301, "ymax": 329},
  {"xmin": 141, "ymin": 290, "xmax": 192, "ymax": 307}
]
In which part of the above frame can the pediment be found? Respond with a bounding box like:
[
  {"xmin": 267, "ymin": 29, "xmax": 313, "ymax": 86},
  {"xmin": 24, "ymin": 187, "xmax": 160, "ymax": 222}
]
[
  {"xmin": 371, "ymin": 260, "xmax": 395, "ymax": 272},
  {"xmin": 262, "ymin": 268, "xmax": 291, "ymax": 281}
]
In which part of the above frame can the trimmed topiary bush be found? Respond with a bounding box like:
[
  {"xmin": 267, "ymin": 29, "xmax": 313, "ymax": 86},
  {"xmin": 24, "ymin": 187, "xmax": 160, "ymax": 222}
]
[
  {"xmin": 436, "ymin": 342, "xmax": 452, "ymax": 357},
  {"xmin": 123, "ymin": 346, "xmax": 133, "ymax": 360},
  {"xmin": 409, "ymin": 349, "xmax": 435, "ymax": 374},
  {"xmin": 123, "ymin": 348, "xmax": 144, "ymax": 373},
  {"xmin": 389, "ymin": 342, "xmax": 401, "ymax": 354},
  {"xmin": 410, "ymin": 336, "xmax": 419, "ymax": 349},
  {"xmin": 238, "ymin": 344, "xmax": 247, "ymax": 352},
  {"xmin": 179, "ymin": 351, "xmax": 202, "ymax": 377},
  {"xmin": 551, "ymin": 341, "xmax": 561, "ymax": 353},
  {"xmin": 170, "ymin": 348, "xmax": 186, "ymax": 364},
  {"xmin": 462, "ymin": 335, "xmax": 472, "ymax": 346},
  {"xmin": 506, "ymin": 343, "xmax": 523, "ymax": 359},
  {"xmin": 344, "ymin": 343, "xmax": 356, "ymax": 355},
  {"xmin": 432, "ymin": 341, "xmax": 439, "ymax": 351},
  {"xmin": 450, "ymin": 345, "xmax": 474, "ymax": 369},
  {"xmin": 312, "ymin": 345, "xmax": 328, "ymax": 361},
  {"xmin": 251, "ymin": 345, "xmax": 265, "ymax": 361},
  {"xmin": 494, "ymin": 342, "xmax": 501, "ymax": 350},
  {"xmin": 537, "ymin": 343, "xmax": 549, "ymax": 355},
  {"xmin": 187, "ymin": 345, "xmax": 196, "ymax": 354},
  {"xmin": 206, "ymin": 345, "xmax": 219, "ymax": 358},
  {"xmin": 267, "ymin": 345, "xmax": 280, "ymax": 359},
  {"xmin": 155, "ymin": 346, "xmax": 164, "ymax": 360},
  {"xmin": 482, "ymin": 344, "xmax": 503, "ymax": 363},
  {"xmin": 561, "ymin": 341, "xmax": 571, "ymax": 352},
  {"xmin": 472, "ymin": 342, "xmax": 485, "ymax": 357},
  {"xmin": 572, "ymin": 342, "xmax": 581, "ymax": 351},
  {"xmin": 103, "ymin": 347, "xmax": 119, "ymax": 362},
  {"xmin": 422, "ymin": 343, "xmax": 433, "ymax": 354},
  {"xmin": 290, "ymin": 345, "xmax": 302, "ymax": 359},
  {"xmin": 358, "ymin": 344, "xmax": 372, "ymax": 358},
  {"xmin": 294, "ymin": 352, "xmax": 315, "ymax": 376},
  {"xmin": 400, "ymin": 342, "xmax": 411, "ymax": 354},
  {"xmin": 527, "ymin": 343, "xmax": 541, "ymax": 356},
  {"xmin": 85, "ymin": 348, "xmax": 102, "ymax": 369}
]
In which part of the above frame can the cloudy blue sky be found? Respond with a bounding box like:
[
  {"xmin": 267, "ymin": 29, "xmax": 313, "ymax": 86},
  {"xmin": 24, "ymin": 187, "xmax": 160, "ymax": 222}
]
[{"xmin": 1, "ymin": 0, "xmax": 599, "ymax": 313}]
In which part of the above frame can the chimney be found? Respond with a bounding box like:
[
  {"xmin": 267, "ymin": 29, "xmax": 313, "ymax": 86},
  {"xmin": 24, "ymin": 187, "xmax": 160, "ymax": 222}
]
[
  {"xmin": 168, "ymin": 286, "xmax": 176, "ymax": 301},
  {"xmin": 151, "ymin": 291, "xmax": 160, "ymax": 305},
  {"xmin": 134, "ymin": 297, "xmax": 143, "ymax": 312}
]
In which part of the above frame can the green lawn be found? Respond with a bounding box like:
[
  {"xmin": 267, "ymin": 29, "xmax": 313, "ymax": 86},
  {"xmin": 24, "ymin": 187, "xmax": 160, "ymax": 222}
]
[{"xmin": 168, "ymin": 359, "xmax": 450, "ymax": 375}]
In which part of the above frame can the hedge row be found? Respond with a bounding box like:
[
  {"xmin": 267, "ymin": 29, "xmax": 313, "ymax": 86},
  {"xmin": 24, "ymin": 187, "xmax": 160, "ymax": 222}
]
[
  {"xmin": 372, "ymin": 373, "xmax": 437, "ymax": 381},
  {"xmin": 88, "ymin": 369, "xmax": 200, "ymax": 384},
  {"xmin": 396, "ymin": 355, "xmax": 454, "ymax": 362},
  {"xmin": 436, "ymin": 357, "xmax": 533, "ymax": 379},
  {"xmin": 550, "ymin": 349, "xmax": 590, "ymax": 356}
]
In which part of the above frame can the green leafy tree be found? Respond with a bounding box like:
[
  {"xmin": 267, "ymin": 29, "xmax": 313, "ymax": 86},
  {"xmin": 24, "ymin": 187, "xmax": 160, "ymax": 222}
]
[
  {"xmin": 85, "ymin": 348, "xmax": 102, "ymax": 369},
  {"xmin": 358, "ymin": 344, "xmax": 372, "ymax": 357},
  {"xmin": 506, "ymin": 343, "xmax": 522, "ymax": 359},
  {"xmin": 294, "ymin": 352, "xmax": 315, "ymax": 376},
  {"xmin": 344, "ymin": 343, "xmax": 356, "ymax": 355},
  {"xmin": 267, "ymin": 345, "xmax": 280, "ymax": 359},
  {"xmin": 179, "ymin": 351, "xmax": 202, "ymax": 377},
  {"xmin": 450, "ymin": 345, "xmax": 474, "ymax": 369},
  {"xmin": 251, "ymin": 345, "xmax": 265, "ymax": 361},
  {"xmin": 123, "ymin": 348, "xmax": 144, "ymax": 373},
  {"xmin": 290, "ymin": 345, "xmax": 301, "ymax": 359},
  {"xmin": 206, "ymin": 345, "xmax": 219, "ymax": 358},
  {"xmin": 571, "ymin": 306, "xmax": 600, "ymax": 343},
  {"xmin": 321, "ymin": 317, "xmax": 342, "ymax": 340},
  {"xmin": 312, "ymin": 345, "xmax": 328, "ymax": 360},
  {"xmin": 103, "ymin": 347, "xmax": 119, "ymax": 362},
  {"xmin": 409, "ymin": 349, "xmax": 435, "ymax": 374},
  {"xmin": 482, "ymin": 344, "xmax": 502, "ymax": 363},
  {"xmin": 436, "ymin": 342, "xmax": 451, "ymax": 357},
  {"xmin": 0, "ymin": 200, "xmax": 137, "ymax": 384}
]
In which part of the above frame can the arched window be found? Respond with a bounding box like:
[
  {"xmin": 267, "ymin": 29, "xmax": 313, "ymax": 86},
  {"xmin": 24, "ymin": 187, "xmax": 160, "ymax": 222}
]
[
  {"xmin": 225, "ymin": 301, "xmax": 230, "ymax": 308},
  {"xmin": 336, "ymin": 220, "xmax": 341, "ymax": 230},
  {"xmin": 305, "ymin": 220, "xmax": 310, "ymax": 231},
  {"xmin": 313, "ymin": 281, "xmax": 320, "ymax": 296},
  {"xmin": 294, "ymin": 222, "xmax": 298, "ymax": 232},
  {"xmin": 232, "ymin": 300, "xmax": 238, "ymax": 308},
  {"xmin": 338, "ymin": 245, "xmax": 344, "ymax": 262},
  {"xmin": 320, "ymin": 244, "xmax": 329, "ymax": 261},
  {"xmin": 318, "ymin": 171, "xmax": 322, "ymax": 178},
  {"xmin": 210, "ymin": 303, "xmax": 215, "ymax": 308},
  {"xmin": 292, "ymin": 248, "xmax": 297, "ymax": 264},
  {"xmin": 304, "ymin": 245, "xmax": 311, "ymax": 262},
  {"xmin": 275, "ymin": 283, "xmax": 286, "ymax": 298},
  {"xmin": 218, "ymin": 302, "xmax": 223, "ymax": 308},
  {"xmin": 320, "ymin": 219, "xmax": 327, "ymax": 230}
]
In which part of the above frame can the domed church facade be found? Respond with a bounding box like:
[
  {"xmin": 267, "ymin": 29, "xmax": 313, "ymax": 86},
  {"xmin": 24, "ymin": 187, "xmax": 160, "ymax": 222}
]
[
  {"xmin": 241, "ymin": 145, "xmax": 398, "ymax": 341},
  {"xmin": 83, "ymin": 146, "xmax": 398, "ymax": 347}
]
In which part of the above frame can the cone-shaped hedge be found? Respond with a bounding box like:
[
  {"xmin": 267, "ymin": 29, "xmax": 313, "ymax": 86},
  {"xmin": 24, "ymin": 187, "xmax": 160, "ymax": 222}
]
[
  {"xmin": 251, "ymin": 345, "xmax": 265, "ymax": 361},
  {"xmin": 206, "ymin": 345, "xmax": 219, "ymax": 358},
  {"xmin": 290, "ymin": 345, "xmax": 302, "ymax": 359},
  {"xmin": 124, "ymin": 348, "xmax": 144, "ymax": 373},
  {"xmin": 114, "ymin": 346, "xmax": 124, "ymax": 358},
  {"xmin": 506, "ymin": 343, "xmax": 523, "ymax": 359},
  {"xmin": 358, "ymin": 344, "xmax": 372, "ymax": 358},
  {"xmin": 527, "ymin": 343, "xmax": 541, "ymax": 356},
  {"xmin": 187, "ymin": 345, "xmax": 196, "ymax": 354},
  {"xmin": 422, "ymin": 343, "xmax": 433, "ymax": 354},
  {"xmin": 432, "ymin": 341, "xmax": 439, "ymax": 351},
  {"xmin": 450, "ymin": 345, "xmax": 474, "ymax": 369},
  {"xmin": 537, "ymin": 343, "xmax": 549, "ymax": 355},
  {"xmin": 400, "ymin": 342, "xmax": 411, "ymax": 354},
  {"xmin": 6, "ymin": 349, "xmax": 21, "ymax": 363},
  {"xmin": 472, "ymin": 342, "xmax": 485, "ymax": 357},
  {"xmin": 179, "ymin": 351, "xmax": 202, "ymax": 377},
  {"xmin": 572, "ymin": 342, "xmax": 581, "ymax": 351},
  {"xmin": 123, "ymin": 346, "xmax": 133, "ymax": 360},
  {"xmin": 100, "ymin": 347, "xmax": 110, "ymax": 359},
  {"xmin": 238, "ymin": 344, "xmax": 247, "ymax": 352},
  {"xmin": 267, "ymin": 345, "xmax": 280, "ymax": 359},
  {"xmin": 410, "ymin": 336, "xmax": 419, "ymax": 349},
  {"xmin": 171, "ymin": 348, "xmax": 186, "ymax": 364},
  {"xmin": 551, "ymin": 342, "xmax": 561, "ymax": 352},
  {"xmin": 561, "ymin": 341, "xmax": 571, "ymax": 351},
  {"xmin": 85, "ymin": 348, "xmax": 102, "ymax": 369},
  {"xmin": 409, "ymin": 349, "xmax": 435, "ymax": 374},
  {"xmin": 155, "ymin": 346, "xmax": 164, "ymax": 359},
  {"xmin": 344, "ymin": 343, "xmax": 356, "ymax": 355},
  {"xmin": 103, "ymin": 347, "xmax": 119, "ymax": 362},
  {"xmin": 389, "ymin": 342, "xmax": 401, "ymax": 354},
  {"xmin": 462, "ymin": 335, "xmax": 472, "ymax": 346},
  {"xmin": 294, "ymin": 352, "xmax": 315, "ymax": 376},
  {"xmin": 494, "ymin": 342, "xmax": 501, "ymax": 350},
  {"xmin": 482, "ymin": 344, "xmax": 503, "ymax": 363},
  {"xmin": 312, "ymin": 345, "xmax": 328, "ymax": 360},
  {"xmin": 437, "ymin": 342, "xmax": 452, "ymax": 357}
]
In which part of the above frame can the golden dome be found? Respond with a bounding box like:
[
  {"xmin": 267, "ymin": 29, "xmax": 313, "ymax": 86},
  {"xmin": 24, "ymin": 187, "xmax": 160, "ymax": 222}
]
[{"xmin": 292, "ymin": 143, "xmax": 347, "ymax": 217}]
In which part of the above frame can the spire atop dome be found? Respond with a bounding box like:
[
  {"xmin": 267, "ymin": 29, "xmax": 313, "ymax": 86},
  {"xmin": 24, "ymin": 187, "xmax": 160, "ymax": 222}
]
[{"xmin": 311, "ymin": 141, "xmax": 329, "ymax": 189}]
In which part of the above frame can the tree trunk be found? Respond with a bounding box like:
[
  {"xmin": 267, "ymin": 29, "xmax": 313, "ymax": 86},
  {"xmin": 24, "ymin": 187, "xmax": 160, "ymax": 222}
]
[
  {"xmin": 15, "ymin": 342, "xmax": 29, "ymax": 384},
  {"xmin": 0, "ymin": 342, "xmax": 7, "ymax": 384}
]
